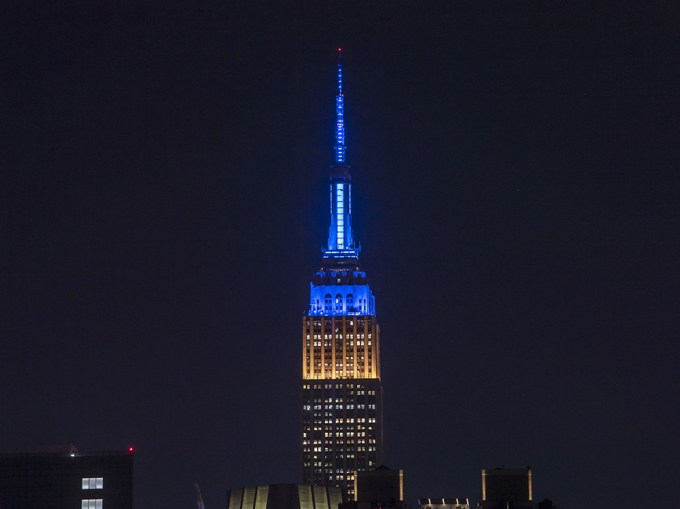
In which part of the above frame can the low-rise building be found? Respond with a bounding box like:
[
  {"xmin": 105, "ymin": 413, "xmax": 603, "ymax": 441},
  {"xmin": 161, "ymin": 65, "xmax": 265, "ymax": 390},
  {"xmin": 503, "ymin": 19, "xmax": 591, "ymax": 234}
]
[{"xmin": 0, "ymin": 445, "xmax": 134, "ymax": 509}]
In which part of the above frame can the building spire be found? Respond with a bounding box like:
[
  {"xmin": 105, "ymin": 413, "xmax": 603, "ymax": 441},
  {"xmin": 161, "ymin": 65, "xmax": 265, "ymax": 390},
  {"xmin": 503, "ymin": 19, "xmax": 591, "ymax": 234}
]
[
  {"xmin": 334, "ymin": 47, "xmax": 346, "ymax": 165},
  {"xmin": 324, "ymin": 48, "xmax": 359, "ymax": 259}
]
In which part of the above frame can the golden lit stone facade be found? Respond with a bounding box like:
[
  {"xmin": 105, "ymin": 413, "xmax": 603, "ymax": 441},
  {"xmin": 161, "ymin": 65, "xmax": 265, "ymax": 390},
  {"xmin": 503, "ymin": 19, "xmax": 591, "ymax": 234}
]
[{"xmin": 302, "ymin": 316, "xmax": 380, "ymax": 380}]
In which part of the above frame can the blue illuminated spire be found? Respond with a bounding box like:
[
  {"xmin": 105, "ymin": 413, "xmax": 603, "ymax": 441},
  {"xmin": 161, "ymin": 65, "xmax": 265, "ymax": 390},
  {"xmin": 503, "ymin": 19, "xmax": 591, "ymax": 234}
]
[
  {"xmin": 334, "ymin": 48, "xmax": 346, "ymax": 165},
  {"xmin": 308, "ymin": 48, "xmax": 375, "ymax": 317},
  {"xmin": 324, "ymin": 48, "xmax": 359, "ymax": 259}
]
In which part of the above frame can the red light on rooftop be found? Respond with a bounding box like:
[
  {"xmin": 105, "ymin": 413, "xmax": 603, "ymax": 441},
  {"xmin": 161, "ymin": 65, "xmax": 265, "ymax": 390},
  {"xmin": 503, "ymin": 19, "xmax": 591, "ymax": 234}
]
[
  {"xmin": 128, "ymin": 446, "xmax": 134, "ymax": 453},
  {"xmin": 338, "ymin": 47, "xmax": 342, "ymax": 52}
]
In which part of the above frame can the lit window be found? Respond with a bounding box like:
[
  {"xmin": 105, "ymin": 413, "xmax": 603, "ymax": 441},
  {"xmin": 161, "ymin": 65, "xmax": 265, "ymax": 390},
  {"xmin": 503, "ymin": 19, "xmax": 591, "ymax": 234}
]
[
  {"xmin": 82, "ymin": 478, "xmax": 103, "ymax": 489},
  {"xmin": 81, "ymin": 500, "xmax": 103, "ymax": 509}
]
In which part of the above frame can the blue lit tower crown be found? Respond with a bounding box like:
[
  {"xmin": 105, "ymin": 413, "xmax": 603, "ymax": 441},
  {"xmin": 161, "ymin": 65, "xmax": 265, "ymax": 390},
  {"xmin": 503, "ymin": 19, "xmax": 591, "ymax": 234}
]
[
  {"xmin": 301, "ymin": 49, "xmax": 383, "ymax": 500},
  {"xmin": 310, "ymin": 49, "xmax": 375, "ymax": 316}
]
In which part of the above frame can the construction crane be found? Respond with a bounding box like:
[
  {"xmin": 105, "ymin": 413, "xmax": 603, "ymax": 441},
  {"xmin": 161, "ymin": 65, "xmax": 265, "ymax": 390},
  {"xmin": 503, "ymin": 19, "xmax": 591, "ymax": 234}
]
[{"xmin": 194, "ymin": 483, "xmax": 205, "ymax": 509}]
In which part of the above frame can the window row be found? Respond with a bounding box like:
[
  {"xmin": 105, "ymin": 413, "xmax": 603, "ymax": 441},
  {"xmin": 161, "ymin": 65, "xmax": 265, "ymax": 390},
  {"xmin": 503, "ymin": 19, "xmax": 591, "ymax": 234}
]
[
  {"xmin": 312, "ymin": 295, "xmax": 370, "ymax": 313},
  {"xmin": 82, "ymin": 478, "xmax": 103, "ymax": 490}
]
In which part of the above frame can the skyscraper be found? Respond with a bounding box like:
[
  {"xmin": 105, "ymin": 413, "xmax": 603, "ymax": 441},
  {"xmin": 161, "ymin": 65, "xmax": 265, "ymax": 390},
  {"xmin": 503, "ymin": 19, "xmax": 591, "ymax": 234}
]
[{"xmin": 301, "ymin": 49, "xmax": 383, "ymax": 500}]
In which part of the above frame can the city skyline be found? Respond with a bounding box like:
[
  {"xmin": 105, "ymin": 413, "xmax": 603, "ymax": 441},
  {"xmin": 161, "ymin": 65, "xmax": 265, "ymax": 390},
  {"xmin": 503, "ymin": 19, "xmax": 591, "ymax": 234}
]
[{"xmin": 3, "ymin": 3, "xmax": 680, "ymax": 509}]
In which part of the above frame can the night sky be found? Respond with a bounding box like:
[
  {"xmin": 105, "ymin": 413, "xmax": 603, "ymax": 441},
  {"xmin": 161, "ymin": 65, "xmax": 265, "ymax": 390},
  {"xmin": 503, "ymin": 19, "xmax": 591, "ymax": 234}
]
[{"xmin": 3, "ymin": 2, "xmax": 680, "ymax": 508}]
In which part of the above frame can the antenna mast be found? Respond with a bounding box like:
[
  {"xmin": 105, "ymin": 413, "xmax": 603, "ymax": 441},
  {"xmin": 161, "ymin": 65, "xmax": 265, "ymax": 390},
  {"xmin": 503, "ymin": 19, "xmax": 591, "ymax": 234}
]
[{"xmin": 334, "ymin": 48, "xmax": 346, "ymax": 165}]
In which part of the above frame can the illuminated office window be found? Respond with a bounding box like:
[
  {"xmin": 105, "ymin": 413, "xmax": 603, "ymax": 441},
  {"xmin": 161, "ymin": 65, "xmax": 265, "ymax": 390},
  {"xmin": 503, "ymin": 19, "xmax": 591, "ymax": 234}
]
[
  {"xmin": 82, "ymin": 478, "xmax": 103, "ymax": 489},
  {"xmin": 81, "ymin": 500, "xmax": 103, "ymax": 509}
]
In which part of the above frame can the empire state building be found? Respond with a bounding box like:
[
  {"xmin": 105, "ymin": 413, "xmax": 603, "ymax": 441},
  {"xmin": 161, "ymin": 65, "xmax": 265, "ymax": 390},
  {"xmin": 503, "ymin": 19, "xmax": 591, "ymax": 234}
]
[{"xmin": 301, "ymin": 50, "xmax": 383, "ymax": 500}]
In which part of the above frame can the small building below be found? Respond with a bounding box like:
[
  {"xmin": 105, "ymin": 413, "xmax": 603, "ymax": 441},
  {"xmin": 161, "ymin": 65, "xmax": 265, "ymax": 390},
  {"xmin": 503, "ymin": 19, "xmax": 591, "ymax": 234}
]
[
  {"xmin": 481, "ymin": 467, "xmax": 533, "ymax": 509},
  {"xmin": 354, "ymin": 465, "xmax": 404, "ymax": 507},
  {"xmin": 0, "ymin": 446, "xmax": 134, "ymax": 509}
]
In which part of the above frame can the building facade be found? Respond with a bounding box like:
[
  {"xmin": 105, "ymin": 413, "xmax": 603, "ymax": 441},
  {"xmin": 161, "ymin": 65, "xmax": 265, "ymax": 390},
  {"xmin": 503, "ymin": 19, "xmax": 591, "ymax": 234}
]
[
  {"xmin": 0, "ymin": 446, "xmax": 134, "ymax": 509},
  {"xmin": 301, "ymin": 50, "xmax": 383, "ymax": 499}
]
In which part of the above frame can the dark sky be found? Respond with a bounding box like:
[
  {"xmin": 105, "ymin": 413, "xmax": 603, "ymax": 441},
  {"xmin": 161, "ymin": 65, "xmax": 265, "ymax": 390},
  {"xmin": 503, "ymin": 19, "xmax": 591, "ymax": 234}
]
[{"xmin": 3, "ymin": 2, "xmax": 679, "ymax": 508}]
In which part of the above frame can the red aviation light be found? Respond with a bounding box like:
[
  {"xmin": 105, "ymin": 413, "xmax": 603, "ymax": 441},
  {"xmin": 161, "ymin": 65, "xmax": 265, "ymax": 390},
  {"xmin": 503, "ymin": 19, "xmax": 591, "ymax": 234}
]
[{"xmin": 128, "ymin": 446, "xmax": 135, "ymax": 454}]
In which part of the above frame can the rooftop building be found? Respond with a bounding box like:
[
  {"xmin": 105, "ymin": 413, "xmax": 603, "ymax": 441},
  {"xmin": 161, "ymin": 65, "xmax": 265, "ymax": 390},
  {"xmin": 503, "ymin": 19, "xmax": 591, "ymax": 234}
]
[
  {"xmin": 355, "ymin": 465, "xmax": 404, "ymax": 507},
  {"xmin": 481, "ymin": 467, "xmax": 533, "ymax": 509},
  {"xmin": 0, "ymin": 446, "xmax": 134, "ymax": 509}
]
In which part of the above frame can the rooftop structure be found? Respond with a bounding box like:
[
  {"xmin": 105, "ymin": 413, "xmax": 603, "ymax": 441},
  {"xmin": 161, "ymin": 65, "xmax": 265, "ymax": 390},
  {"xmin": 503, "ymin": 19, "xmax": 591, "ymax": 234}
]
[
  {"xmin": 227, "ymin": 484, "xmax": 343, "ymax": 509},
  {"xmin": 0, "ymin": 447, "xmax": 134, "ymax": 509},
  {"xmin": 481, "ymin": 467, "xmax": 533, "ymax": 509}
]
